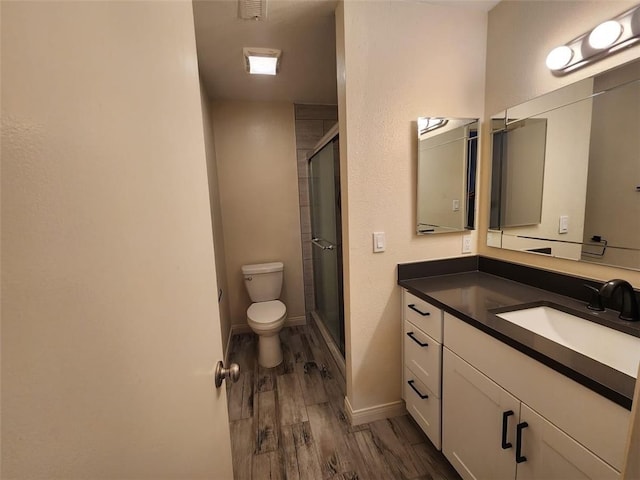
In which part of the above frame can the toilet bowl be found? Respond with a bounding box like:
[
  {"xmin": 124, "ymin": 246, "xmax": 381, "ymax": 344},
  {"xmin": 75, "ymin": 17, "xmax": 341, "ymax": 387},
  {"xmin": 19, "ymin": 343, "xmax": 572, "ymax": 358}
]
[
  {"xmin": 242, "ymin": 262, "xmax": 287, "ymax": 368},
  {"xmin": 247, "ymin": 300, "xmax": 286, "ymax": 368}
]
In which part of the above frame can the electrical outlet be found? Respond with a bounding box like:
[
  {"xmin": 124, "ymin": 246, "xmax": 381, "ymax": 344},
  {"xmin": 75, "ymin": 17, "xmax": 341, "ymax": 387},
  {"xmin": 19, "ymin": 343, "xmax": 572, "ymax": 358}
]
[{"xmin": 462, "ymin": 234, "xmax": 472, "ymax": 254}]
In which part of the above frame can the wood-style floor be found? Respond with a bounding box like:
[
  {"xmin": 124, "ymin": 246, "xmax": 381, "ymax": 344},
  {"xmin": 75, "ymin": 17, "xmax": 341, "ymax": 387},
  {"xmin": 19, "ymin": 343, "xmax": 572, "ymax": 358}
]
[{"xmin": 226, "ymin": 324, "xmax": 461, "ymax": 480}]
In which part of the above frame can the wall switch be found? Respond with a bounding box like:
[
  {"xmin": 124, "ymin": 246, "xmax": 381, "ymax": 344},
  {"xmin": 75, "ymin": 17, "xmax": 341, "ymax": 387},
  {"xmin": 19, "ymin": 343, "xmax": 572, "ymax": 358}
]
[
  {"xmin": 559, "ymin": 215, "xmax": 569, "ymax": 234},
  {"xmin": 452, "ymin": 199, "xmax": 460, "ymax": 212},
  {"xmin": 373, "ymin": 232, "xmax": 385, "ymax": 253},
  {"xmin": 462, "ymin": 234, "xmax": 472, "ymax": 254}
]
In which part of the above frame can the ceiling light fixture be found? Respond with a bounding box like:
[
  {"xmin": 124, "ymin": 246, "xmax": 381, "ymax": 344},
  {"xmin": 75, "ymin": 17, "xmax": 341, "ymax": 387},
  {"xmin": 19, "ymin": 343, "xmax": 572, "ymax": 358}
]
[
  {"xmin": 243, "ymin": 47, "xmax": 281, "ymax": 75},
  {"xmin": 545, "ymin": 4, "xmax": 640, "ymax": 75}
]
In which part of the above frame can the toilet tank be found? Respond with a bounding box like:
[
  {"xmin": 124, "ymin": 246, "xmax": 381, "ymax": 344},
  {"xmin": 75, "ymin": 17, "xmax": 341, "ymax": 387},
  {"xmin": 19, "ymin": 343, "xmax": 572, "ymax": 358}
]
[{"xmin": 242, "ymin": 262, "xmax": 284, "ymax": 302}]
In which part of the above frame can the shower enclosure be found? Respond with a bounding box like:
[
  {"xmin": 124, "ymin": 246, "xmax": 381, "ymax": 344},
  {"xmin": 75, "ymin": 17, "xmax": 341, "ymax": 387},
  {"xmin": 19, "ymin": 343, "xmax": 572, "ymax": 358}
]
[{"xmin": 308, "ymin": 127, "xmax": 344, "ymax": 357}]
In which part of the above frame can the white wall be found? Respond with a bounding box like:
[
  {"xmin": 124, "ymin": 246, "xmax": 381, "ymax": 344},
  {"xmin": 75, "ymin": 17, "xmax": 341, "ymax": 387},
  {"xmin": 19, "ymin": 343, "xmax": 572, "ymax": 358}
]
[
  {"xmin": 480, "ymin": 0, "xmax": 640, "ymax": 287},
  {"xmin": 337, "ymin": 0, "xmax": 487, "ymax": 414},
  {"xmin": 200, "ymin": 82, "xmax": 232, "ymax": 355},
  {"xmin": 211, "ymin": 100, "xmax": 305, "ymax": 328},
  {"xmin": 1, "ymin": 1, "xmax": 232, "ymax": 478}
]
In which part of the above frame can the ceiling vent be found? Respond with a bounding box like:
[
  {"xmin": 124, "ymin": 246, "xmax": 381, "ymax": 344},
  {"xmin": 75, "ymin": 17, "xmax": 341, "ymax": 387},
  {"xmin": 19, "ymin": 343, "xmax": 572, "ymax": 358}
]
[{"xmin": 238, "ymin": 0, "xmax": 267, "ymax": 20}]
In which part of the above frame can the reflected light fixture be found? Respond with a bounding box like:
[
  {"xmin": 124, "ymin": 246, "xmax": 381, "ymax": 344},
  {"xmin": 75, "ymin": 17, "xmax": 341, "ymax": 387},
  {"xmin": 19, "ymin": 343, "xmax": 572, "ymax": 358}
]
[
  {"xmin": 418, "ymin": 117, "xmax": 448, "ymax": 135},
  {"xmin": 545, "ymin": 3, "xmax": 640, "ymax": 75},
  {"xmin": 243, "ymin": 47, "xmax": 281, "ymax": 75}
]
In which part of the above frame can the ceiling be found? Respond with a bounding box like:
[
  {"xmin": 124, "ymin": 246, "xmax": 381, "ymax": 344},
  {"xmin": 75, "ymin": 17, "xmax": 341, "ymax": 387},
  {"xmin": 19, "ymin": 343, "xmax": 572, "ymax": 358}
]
[
  {"xmin": 193, "ymin": 0, "xmax": 500, "ymax": 105},
  {"xmin": 193, "ymin": 0, "xmax": 339, "ymax": 104}
]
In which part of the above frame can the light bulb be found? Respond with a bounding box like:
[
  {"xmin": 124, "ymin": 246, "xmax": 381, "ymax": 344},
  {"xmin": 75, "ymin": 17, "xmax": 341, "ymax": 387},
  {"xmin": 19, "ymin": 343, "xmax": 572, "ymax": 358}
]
[
  {"xmin": 588, "ymin": 20, "xmax": 623, "ymax": 49},
  {"xmin": 545, "ymin": 46, "xmax": 574, "ymax": 71}
]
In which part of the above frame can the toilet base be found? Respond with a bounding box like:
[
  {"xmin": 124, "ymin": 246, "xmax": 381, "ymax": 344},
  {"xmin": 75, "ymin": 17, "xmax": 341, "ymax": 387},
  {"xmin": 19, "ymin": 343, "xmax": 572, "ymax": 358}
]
[{"xmin": 257, "ymin": 333, "xmax": 283, "ymax": 368}]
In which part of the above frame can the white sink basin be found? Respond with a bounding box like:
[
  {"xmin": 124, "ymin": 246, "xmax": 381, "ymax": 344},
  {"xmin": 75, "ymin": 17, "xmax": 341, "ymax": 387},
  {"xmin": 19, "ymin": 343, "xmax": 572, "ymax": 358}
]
[{"xmin": 496, "ymin": 305, "xmax": 640, "ymax": 378}]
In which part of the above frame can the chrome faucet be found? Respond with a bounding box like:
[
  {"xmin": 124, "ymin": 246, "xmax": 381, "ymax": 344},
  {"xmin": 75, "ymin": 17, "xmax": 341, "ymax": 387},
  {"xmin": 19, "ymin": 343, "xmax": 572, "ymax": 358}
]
[{"xmin": 598, "ymin": 279, "xmax": 640, "ymax": 322}]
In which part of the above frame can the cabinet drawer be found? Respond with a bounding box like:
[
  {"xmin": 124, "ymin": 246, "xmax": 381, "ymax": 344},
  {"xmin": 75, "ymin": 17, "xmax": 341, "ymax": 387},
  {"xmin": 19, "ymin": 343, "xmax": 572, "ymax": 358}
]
[
  {"xmin": 404, "ymin": 320, "xmax": 441, "ymax": 397},
  {"xmin": 404, "ymin": 291, "xmax": 443, "ymax": 342},
  {"xmin": 404, "ymin": 366, "xmax": 441, "ymax": 450}
]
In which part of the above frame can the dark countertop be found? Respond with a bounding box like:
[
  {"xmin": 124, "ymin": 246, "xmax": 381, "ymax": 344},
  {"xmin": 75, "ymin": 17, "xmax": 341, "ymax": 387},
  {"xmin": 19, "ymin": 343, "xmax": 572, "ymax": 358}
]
[{"xmin": 399, "ymin": 270, "xmax": 639, "ymax": 410}]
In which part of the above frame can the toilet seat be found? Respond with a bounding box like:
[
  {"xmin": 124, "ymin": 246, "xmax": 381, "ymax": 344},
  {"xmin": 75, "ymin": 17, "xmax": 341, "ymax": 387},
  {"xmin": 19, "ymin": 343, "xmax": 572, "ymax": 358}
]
[{"xmin": 247, "ymin": 300, "xmax": 286, "ymax": 327}]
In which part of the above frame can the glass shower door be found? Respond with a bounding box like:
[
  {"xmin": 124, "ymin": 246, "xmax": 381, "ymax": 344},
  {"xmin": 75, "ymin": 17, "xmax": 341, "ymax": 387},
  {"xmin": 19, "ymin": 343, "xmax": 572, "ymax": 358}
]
[{"xmin": 309, "ymin": 136, "xmax": 344, "ymax": 355}]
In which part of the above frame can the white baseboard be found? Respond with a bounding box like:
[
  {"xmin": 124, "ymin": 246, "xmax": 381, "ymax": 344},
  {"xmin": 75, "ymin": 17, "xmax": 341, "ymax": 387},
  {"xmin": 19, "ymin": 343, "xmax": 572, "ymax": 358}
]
[
  {"xmin": 286, "ymin": 315, "xmax": 307, "ymax": 327},
  {"xmin": 345, "ymin": 396, "xmax": 407, "ymax": 426},
  {"xmin": 229, "ymin": 315, "xmax": 307, "ymax": 336}
]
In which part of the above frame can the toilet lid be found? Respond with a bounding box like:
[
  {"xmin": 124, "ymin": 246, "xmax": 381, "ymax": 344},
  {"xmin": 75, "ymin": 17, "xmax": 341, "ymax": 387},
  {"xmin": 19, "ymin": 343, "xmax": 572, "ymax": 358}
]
[{"xmin": 248, "ymin": 300, "xmax": 286, "ymax": 323}]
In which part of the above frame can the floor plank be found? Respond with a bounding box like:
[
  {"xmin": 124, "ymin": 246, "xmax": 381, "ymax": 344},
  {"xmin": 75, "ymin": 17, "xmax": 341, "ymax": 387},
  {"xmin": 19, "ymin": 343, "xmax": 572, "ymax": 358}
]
[
  {"xmin": 281, "ymin": 425, "xmax": 301, "ymax": 480},
  {"xmin": 277, "ymin": 373, "xmax": 308, "ymax": 426},
  {"xmin": 231, "ymin": 418, "xmax": 253, "ymax": 480},
  {"xmin": 255, "ymin": 390, "xmax": 278, "ymax": 454},
  {"xmin": 306, "ymin": 403, "xmax": 353, "ymax": 479},
  {"xmin": 369, "ymin": 417, "xmax": 428, "ymax": 479},
  {"xmin": 292, "ymin": 422, "xmax": 323, "ymax": 480},
  {"xmin": 390, "ymin": 414, "xmax": 429, "ymax": 445},
  {"xmin": 413, "ymin": 442, "xmax": 461, "ymax": 480},
  {"xmin": 351, "ymin": 429, "xmax": 397, "ymax": 480},
  {"xmin": 297, "ymin": 361, "xmax": 328, "ymax": 406}
]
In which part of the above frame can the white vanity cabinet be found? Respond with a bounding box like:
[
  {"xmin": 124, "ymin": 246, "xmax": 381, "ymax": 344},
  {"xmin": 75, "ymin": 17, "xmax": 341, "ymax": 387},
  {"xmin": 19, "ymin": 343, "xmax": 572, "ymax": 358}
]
[
  {"xmin": 443, "ymin": 348, "xmax": 619, "ymax": 480},
  {"xmin": 443, "ymin": 313, "xmax": 627, "ymax": 480},
  {"xmin": 402, "ymin": 290, "xmax": 443, "ymax": 449}
]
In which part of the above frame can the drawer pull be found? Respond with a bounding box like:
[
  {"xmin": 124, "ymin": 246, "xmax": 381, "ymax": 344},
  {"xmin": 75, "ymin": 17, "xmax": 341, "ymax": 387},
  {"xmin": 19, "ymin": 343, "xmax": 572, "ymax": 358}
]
[
  {"xmin": 408, "ymin": 304, "xmax": 430, "ymax": 316},
  {"xmin": 516, "ymin": 421, "xmax": 528, "ymax": 463},
  {"xmin": 406, "ymin": 331, "xmax": 428, "ymax": 347},
  {"xmin": 501, "ymin": 410, "xmax": 514, "ymax": 449},
  {"xmin": 407, "ymin": 380, "xmax": 429, "ymax": 399}
]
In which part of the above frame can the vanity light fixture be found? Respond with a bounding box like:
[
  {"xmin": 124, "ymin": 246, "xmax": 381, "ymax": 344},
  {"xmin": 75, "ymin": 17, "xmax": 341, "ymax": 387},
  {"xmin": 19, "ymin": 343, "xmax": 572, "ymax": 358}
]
[
  {"xmin": 545, "ymin": 3, "xmax": 640, "ymax": 75},
  {"xmin": 243, "ymin": 47, "xmax": 281, "ymax": 75}
]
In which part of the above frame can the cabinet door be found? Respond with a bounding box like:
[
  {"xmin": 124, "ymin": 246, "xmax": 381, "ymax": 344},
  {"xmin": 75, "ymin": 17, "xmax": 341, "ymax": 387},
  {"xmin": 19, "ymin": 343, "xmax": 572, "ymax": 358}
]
[
  {"xmin": 516, "ymin": 404, "xmax": 619, "ymax": 480},
  {"xmin": 443, "ymin": 348, "xmax": 520, "ymax": 480}
]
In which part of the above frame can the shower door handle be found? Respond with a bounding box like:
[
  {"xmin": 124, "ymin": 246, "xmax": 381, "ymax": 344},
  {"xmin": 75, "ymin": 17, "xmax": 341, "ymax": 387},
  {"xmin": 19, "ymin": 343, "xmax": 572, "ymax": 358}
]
[{"xmin": 312, "ymin": 238, "xmax": 335, "ymax": 250}]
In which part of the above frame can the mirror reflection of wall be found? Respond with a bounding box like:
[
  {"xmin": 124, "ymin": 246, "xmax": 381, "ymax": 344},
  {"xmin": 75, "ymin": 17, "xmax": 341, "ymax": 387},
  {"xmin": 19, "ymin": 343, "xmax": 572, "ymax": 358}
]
[
  {"xmin": 488, "ymin": 58, "xmax": 640, "ymax": 271},
  {"xmin": 417, "ymin": 118, "xmax": 478, "ymax": 235},
  {"xmin": 490, "ymin": 118, "xmax": 547, "ymax": 229},
  {"xmin": 582, "ymin": 62, "xmax": 640, "ymax": 268}
]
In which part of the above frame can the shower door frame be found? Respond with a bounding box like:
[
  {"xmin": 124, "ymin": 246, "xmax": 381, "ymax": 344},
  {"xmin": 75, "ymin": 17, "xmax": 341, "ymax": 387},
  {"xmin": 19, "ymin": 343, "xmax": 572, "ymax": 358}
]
[{"xmin": 308, "ymin": 124, "xmax": 344, "ymax": 358}]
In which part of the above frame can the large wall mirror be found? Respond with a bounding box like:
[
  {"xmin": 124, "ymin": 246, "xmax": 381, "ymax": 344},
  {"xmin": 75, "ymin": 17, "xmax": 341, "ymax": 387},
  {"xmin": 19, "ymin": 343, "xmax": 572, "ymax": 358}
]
[
  {"xmin": 417, "ymin": 117, "xmax": 478, "ymax": 234},
  {"xmin": 488, "ymin": 58, "xmax": 640, "ymax": 270}
]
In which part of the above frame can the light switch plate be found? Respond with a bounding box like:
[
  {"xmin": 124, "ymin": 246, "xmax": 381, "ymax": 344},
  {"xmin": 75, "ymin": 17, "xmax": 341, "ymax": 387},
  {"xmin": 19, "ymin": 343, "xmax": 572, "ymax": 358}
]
[
  {"xmin": 559, "ymin": 215, "xmax": 569, "ymax": 234},
  {"xmin": 373, "ymin": 232, "xmax": 385, "ymax": 253}
]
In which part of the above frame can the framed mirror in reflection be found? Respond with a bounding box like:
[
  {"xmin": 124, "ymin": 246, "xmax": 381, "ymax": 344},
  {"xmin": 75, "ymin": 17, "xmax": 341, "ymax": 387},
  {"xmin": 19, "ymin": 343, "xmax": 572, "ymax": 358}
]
[
  {"xmin": 488, "ymin": 58, "xmax": 640, "ymax": 270},
  {"xmin": 417, "ymin": 117, "xmax": 479, "ymax": 235}
]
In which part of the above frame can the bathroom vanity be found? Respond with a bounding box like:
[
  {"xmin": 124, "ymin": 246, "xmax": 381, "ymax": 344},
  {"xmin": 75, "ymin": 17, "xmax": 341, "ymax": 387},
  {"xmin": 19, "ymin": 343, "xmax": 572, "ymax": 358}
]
[{"xmin": 398, "ymin": 256, "xmax": 639, "ymax": 479}]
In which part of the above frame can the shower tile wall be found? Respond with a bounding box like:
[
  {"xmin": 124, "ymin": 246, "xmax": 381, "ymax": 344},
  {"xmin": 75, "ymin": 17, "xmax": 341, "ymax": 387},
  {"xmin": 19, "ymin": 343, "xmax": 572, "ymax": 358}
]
[{"xmin": 294, "ymin": 104, "xmax": 338, "ymax": 315}]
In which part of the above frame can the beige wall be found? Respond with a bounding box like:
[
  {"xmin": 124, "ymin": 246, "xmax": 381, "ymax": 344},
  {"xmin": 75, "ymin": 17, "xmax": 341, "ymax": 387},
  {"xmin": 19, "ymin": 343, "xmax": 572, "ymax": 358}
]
[
  {"xmin": 1, "ymin": 1, "xmax": 232, "ymax": 478},
  {"xmin": 200, "ymin": 82, "xmax": 232, "ymax": 355},
  {"xmin": 480, "ymin": 0, "xmax": 640, "ymax": 287},
  {"xmin": 211, "ymin": 101, "xmax": 305, "ymax": 327},
  {"xmin": 337, "ymin": 1, "xmax": 487, "ymax": 412}
]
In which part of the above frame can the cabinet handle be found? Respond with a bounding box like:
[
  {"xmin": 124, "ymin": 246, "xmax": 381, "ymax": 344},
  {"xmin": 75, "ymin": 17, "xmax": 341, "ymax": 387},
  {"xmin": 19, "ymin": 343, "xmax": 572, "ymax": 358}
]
[
  {"xmin": 407, "ymin": 380, "xmax": 429, "ymax": 399},
  {"xmin": 501, "ymin": 410, "xmax": 514, "ymax": 449},
  {"xmin": 406, "ymin": 332, "xmax": 428, "ymax": 347},
  {"xmin": 516, "ymin": 421, "xmax": 528, "ymax": 463},
  {"xmin": 408, "ymin": 304, "xmax": 430, "ymax": 316}
]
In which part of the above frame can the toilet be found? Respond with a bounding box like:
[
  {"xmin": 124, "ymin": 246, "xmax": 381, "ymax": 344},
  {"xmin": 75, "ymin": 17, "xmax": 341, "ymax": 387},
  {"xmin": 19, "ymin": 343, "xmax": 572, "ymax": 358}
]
[{"xmin": 242, "ymin": 261, "xmax": 287, "ymax": 368}]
